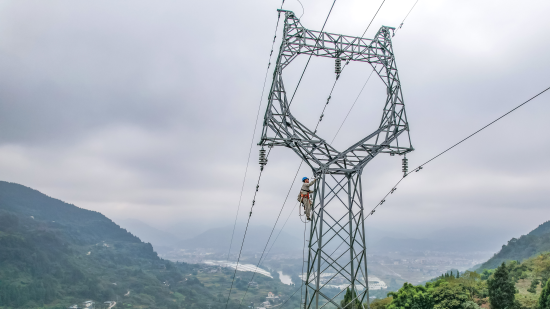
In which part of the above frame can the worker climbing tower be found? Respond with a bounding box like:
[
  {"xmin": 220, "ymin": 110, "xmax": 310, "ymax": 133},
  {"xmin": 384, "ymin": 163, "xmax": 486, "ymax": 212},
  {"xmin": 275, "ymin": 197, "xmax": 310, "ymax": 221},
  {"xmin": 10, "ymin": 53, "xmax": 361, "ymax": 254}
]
[{"xmin": 259, "ymin": 10, "xmax": 413, "ymax": 309}]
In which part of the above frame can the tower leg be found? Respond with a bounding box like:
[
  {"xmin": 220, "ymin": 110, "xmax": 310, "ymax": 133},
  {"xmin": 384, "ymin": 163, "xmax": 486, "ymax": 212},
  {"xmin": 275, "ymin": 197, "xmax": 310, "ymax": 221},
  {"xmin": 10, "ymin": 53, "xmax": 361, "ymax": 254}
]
[{"xmin": 304, "ymin": 172, "xmax": 369, "ymax": 309}]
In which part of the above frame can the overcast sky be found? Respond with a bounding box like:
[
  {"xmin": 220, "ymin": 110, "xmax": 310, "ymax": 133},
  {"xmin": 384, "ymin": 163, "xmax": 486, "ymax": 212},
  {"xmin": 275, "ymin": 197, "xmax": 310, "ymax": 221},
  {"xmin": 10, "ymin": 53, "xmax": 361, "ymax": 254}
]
[{"xmin": 1, "ymin": 0, "xmax": 549, "ymax": 251}]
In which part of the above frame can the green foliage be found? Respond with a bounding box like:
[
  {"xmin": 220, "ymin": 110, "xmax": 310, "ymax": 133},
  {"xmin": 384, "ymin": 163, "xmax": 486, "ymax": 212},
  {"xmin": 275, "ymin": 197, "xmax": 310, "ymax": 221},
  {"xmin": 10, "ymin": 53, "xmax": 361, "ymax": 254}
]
[
  {"xmin": 387, "ymin": 283, "xmax": 433, "ymax": 309},
  {"xmin": 479, "ymin": 221, "xmax": 550, "ymax": 270},
  {"xmin": 385, "ymin": 269, "xmax": 491, "ymax": 309},
  {"xmin": 539, "ymin": 278, "xmax": 550, "ymax": 309},
  {"xmin": 0, "ymin": 181, "xmax": 213, "ymax": 308},
  {"xmin": 341, "ymin": 288, "xmax": 362, "ymax": 309},
  {"xmin": 430, "ymin": 281, "xmax": 469, "ymax": 309},
  {"xmin": 460, "ymin": 271, "xmax": 485, "ymax": 299},
  {"xmin": 528, "ymin": 279, "xmax": 539, "ymax": 294},
  {"xmin": 481, "ymin": 269, "xmax": 494, "ymax": 280},
  {"xmin": 488, "ymin": 263, "xmax": 516, "ymax": 309},
  {"xmin": 461, "ymin": 301, "xmax": 480, "ymax": 309},
  {"xmin": 368, "ymin": 297, "xmax": 393, "ymax": 309}
]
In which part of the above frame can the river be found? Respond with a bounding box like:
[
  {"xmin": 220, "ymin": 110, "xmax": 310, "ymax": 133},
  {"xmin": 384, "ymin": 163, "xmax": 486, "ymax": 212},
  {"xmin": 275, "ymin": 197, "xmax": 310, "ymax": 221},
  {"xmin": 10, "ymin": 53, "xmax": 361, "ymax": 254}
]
[{"xmin": 277, "ymin": 271, "xmax": 293, "ymax": 285}]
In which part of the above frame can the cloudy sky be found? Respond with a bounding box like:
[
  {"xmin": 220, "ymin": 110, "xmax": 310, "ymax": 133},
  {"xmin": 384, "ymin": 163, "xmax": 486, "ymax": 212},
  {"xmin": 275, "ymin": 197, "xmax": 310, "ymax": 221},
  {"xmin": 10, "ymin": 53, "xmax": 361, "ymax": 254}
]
[{"xmin": 1, "ymin": 0, "xmax": 549, "ymax": 251}]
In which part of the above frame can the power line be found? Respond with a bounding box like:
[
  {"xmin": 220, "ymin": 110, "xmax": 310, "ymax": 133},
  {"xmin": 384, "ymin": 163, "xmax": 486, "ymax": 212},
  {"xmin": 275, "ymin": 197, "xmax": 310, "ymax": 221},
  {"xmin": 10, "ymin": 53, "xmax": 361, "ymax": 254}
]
[
  {"xmin": 280, "ymin": 285, "xmax": 303, "ymax": 308},
  {"xmin": 325, "ymin": 85, "xmax": 550, "ymax": 261},
  {"xmin": 236, "ymin": 60, "xmax": 352, "ymax": 308},
  {"xmin": 332, "ymin": 0, "xmax": 420, "ymax": 145},
  {"xmin": 225, "ymin": 2, "xmax": 340, "ymax": 306},
  {"xmin": 236, "ymin": 19, "xmax": 359, "ymax": 309},
  {"xmin": 226, "ymin": 7, "xmax": 285, "ymax": 262},
  {"xmin": 249, "ymin": 0, "xmax": 390, "ymax": 263},
  {"xmin": 297, "ymin": 0, "xmax": 305, "ymax": 19},
  {"xmin": 231, "ymin": 4, "xmax": 425, "ymax": 305},
  {"xmin": 293, "ymin": 0, "xmax": 422, "ymax": 261},
  {"xmin": 361, "ymin": 0, "xmax": 385, "ymax": 37},
  {"xmin": 329, "ymin": 0, "xmax": 390, "ymax": 144},
  {"xmin": 393, "ymin": 0, "xmax": 420, "ymax": 36},
  {"xmin": 235, "ymin": 4, "xmax": 395, "ymax": 304},
  {"xmin": 288, "ymin": 0, "xmax": 338, "ymax": 108},
  {"xmin": 331, "ymin": 68, "xmax": 376, "ymax": 143},
  {"xmin": 237, "ymin": 162, "xmax": 303, "ymax": 306},
  {"xmin": 229, "ymin": 2, "xmax": 402, "ymax": 306},
  {"xmin": 365, "ymin": 85, "xmax": 550, "ymax": 220},
  {"xmin": 224, "ymin": 148, "xmax": 272, "ymax": 309}
]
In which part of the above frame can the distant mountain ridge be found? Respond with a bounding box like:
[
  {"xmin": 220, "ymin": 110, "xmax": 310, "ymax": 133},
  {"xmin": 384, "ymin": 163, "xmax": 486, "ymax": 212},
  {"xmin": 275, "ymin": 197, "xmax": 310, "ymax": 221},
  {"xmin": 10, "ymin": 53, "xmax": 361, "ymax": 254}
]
[
  {"xmin": 178, "ymin": 225, "xmax": 303, "ymax": 253},
  {"xmin": 478, "ymin": 220, "xmax": 550, "ymax": 270},
  {"xmin": 117, "ymin": 218, "xmax": 181, "ymax": 249},
  {"xmin": 371, "ymin": 226, "xmax": 507, "ymax": 253}
]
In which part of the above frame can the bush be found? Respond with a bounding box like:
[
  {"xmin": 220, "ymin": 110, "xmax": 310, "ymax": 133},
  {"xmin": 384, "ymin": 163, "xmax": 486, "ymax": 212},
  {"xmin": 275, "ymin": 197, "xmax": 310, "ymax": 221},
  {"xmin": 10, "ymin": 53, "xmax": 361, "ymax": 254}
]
[{"xmin": 462, "ymin": 301, "xmax": 480, "ymax": 309}]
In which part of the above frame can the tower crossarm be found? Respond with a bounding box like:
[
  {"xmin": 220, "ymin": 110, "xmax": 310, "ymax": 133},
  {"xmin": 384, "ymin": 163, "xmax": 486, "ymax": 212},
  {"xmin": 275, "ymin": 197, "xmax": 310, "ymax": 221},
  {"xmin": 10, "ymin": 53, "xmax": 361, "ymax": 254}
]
[
  {"xmin": 277, "ymin": 9, "xmax": 395, "ymax": 70},
  {"xmin": 260, "ymin": 10, "xmax": 413, "ymax": 175}
]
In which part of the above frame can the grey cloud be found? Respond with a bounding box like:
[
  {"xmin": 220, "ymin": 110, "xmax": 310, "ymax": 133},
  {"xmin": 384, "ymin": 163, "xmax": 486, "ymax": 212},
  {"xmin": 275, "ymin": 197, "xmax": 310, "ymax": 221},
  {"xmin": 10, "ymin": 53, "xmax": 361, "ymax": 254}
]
[{"xmin": 0, "ymin": 0, "xmax": 549, "ymax": 245}]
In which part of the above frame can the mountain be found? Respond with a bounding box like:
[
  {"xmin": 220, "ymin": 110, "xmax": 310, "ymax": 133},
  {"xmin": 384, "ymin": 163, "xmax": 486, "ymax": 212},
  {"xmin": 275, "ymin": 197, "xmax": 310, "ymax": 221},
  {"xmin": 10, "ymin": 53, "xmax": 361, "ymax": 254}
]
[
  {"xmin": 528, "ymin": 220, "xmax": 550, "ymax": 237},
  {"xmin": 177, "ymin": 225, "xmax": 303, "ymax": 253},
  {"xmin": 116, "ymin": 218, "xmax": 181, "ymax": 252},
  {"xmin": 0, "ymin": 181, "xmax": 210, "ymax": 308},
  {"xmin": 477, "ymin": 220, "xmax": 550, "ymax": 270},
  {"xmin": 371, "ymin": 226, "xmax": 507, "ymax": 253},
  {"xmin": 165, "ymin": 222, "xmax": 209, "ymax": 241}
]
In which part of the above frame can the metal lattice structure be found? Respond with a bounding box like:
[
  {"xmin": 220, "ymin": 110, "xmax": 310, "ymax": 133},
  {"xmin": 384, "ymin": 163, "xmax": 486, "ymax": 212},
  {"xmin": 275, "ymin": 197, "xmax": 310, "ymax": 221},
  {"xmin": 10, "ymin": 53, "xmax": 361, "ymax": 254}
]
[{"xmin": 259, "ymin": 10, "xmax": 414, "ymax": 309}]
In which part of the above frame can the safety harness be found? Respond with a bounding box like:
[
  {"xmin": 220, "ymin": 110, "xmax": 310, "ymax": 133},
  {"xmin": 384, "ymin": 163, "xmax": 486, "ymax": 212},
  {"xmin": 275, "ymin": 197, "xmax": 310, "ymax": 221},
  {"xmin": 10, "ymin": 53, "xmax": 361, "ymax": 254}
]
[{"xmin": 298, "ymin": 188, "xmax": 312, "ymax": 204}]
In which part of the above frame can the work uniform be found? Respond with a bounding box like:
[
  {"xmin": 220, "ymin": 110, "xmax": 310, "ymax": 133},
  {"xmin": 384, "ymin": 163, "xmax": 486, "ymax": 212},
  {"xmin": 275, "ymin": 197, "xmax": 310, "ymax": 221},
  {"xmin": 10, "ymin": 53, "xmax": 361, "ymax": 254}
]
[{"xmin": 299, "ymin": 178, "xmax": 316, "ymax": 220}]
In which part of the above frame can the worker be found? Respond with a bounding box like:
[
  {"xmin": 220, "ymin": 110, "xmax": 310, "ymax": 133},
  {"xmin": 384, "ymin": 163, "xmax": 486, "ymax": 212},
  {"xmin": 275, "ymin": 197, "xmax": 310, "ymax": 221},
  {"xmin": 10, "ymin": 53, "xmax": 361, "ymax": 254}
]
[{"xmin": 298, "ymin": 176, "xmax": 316, "ymax": 221}]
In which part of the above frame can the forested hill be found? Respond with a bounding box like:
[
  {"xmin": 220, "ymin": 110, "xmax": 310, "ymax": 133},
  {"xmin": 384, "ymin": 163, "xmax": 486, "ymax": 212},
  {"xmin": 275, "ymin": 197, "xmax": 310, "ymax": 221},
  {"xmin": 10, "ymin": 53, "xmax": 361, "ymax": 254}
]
[
  {"xmin": 0, "ymin": 181, "xmax": 206, "ymax": 309},
  {"xmin": 478, "ymin": 220, "xmax": 550, "ymax": 270},
  {"xmin": 0, "ymin": 181, "xmax": 143, "ymax": 245}
]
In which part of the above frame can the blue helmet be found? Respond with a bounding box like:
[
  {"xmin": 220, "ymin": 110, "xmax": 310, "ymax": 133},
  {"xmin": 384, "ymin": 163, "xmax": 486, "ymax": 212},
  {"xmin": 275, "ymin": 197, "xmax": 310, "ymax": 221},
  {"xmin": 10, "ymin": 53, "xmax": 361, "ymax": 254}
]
[{"xmin": 302, "ymin": 177, "xmax": 309, "ymax": 182}]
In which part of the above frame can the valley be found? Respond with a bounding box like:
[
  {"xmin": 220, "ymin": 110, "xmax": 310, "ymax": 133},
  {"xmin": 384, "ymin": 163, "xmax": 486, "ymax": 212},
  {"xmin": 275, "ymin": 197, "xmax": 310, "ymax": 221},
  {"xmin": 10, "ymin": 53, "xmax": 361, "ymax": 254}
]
[{"xmin": 1, "ymin": 181, "xmax": 550, "ymax": 309}]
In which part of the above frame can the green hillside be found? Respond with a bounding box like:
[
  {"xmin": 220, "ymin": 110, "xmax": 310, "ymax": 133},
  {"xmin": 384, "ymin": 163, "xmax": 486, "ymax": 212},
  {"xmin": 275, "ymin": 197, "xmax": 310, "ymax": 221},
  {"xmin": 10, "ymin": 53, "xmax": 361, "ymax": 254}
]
[
  {"xmin": 478, "ymin": 221, "xmax": 550, "ymax": 270},
  {"xmin": 370, "ymin": 253, "xmax": 550, "ymax": 309},
  {"xmin": 0, "ymin": 181, "xmax": 298, "ymax": 309}
]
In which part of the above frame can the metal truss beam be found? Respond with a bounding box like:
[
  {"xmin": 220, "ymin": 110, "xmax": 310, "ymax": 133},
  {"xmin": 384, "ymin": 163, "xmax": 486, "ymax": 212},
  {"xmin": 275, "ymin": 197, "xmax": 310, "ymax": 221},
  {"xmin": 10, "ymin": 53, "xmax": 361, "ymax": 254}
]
[
  {"xmin": 260, "ymin": 10, "xmax": 413, "ymax": 175},
  {"xmin": 304, "ymin": 173, "xmax": 369, "ymax": 309},
  {"xmin": 259, "ymin": 10, "xmax": 415, "ymax": 309}
]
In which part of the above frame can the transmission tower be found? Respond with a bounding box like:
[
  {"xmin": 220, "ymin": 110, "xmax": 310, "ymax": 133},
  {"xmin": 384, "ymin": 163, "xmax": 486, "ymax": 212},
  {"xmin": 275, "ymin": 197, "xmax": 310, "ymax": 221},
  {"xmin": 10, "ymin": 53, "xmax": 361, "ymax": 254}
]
[{"xmin": 259, "ymin": 10, "xmax": 413, "ymax": 309}]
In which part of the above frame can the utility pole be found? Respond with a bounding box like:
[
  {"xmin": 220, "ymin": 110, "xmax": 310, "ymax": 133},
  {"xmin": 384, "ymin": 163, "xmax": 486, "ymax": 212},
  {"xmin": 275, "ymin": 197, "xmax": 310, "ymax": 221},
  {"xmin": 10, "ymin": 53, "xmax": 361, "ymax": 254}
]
[{"xmin": 260, "ymin": 10, "xmax": 413, "ymax": 309}]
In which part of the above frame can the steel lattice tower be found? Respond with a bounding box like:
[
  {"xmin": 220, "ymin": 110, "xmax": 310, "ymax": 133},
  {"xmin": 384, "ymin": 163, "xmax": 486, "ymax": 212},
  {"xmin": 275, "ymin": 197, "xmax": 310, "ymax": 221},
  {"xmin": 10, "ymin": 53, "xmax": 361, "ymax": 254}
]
[{"xmin": 260, "ymin": 10, "xmax": 413, "ymax": 309}]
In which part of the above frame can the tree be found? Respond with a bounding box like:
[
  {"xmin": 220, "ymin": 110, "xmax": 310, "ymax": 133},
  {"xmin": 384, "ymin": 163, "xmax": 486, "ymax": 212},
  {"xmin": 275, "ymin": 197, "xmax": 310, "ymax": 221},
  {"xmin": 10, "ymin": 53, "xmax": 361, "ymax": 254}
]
[
  {"xmin": 387, "ymin": 283, "xmax": 433, "ymax": 309},
  {"xmin": 368, "ymin": 297, "xmax": 393, "ymax": 309},
  {"xmin": 539, "ymin": 278, "xmax": 550, "ymax": 309},
  {"xmin": 527, "ymin": 279, "xmax": 539, "ymax": 294},
  {"xmin": 341, "ymin": 288, "xmax": 362, "ymax": 309},
  {"xmin": 481, "ymin": 269, "xmax": 494, "ymax": 280},
  {"xmin": 488, "ymin": 263, "xmax": 516, "ymax": 309},
  {"xmin": 461, "ymin": 301, "xmax": 480, "ymax": 309},
  {"xmin": 459, "ymin": 271, "xmax": 481, "ymax": 300},
  {"xmin": 431, "ymin": 281, "xmax": 469, "ymax": 309}
]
